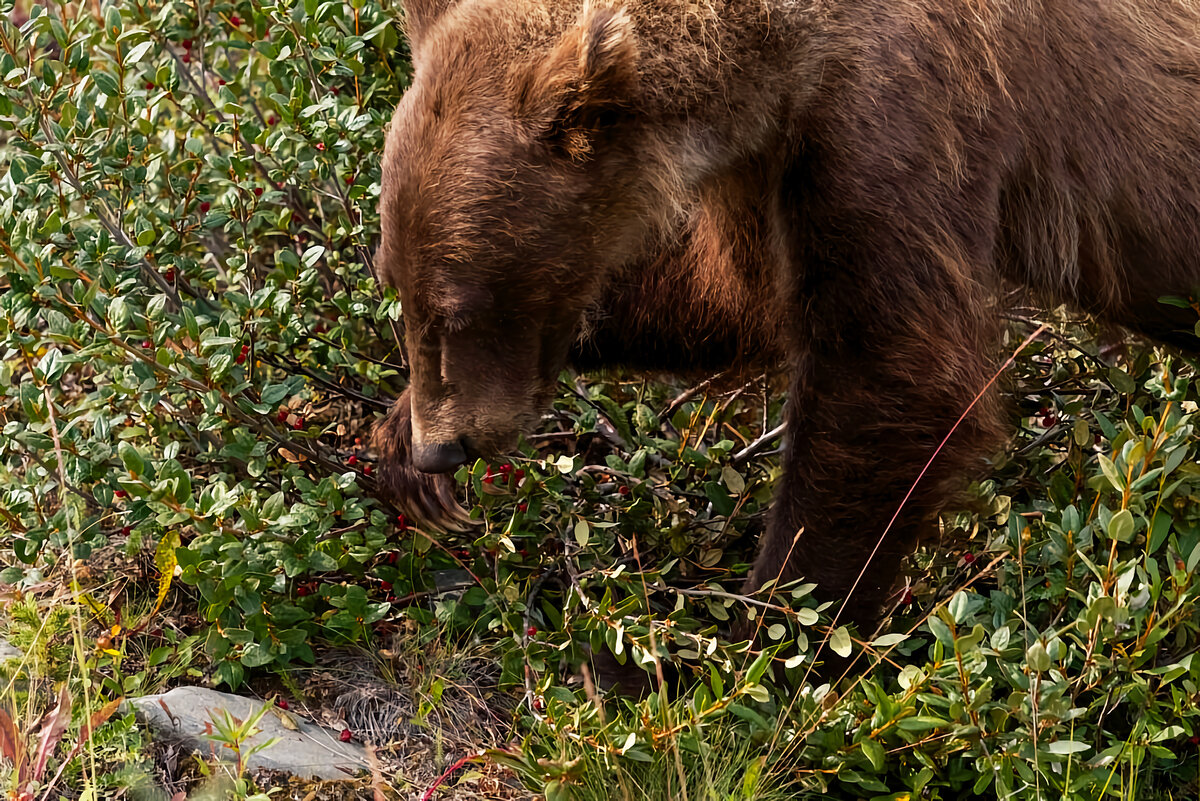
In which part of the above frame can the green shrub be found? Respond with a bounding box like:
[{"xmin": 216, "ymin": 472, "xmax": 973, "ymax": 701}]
[{"xmin": 3, "ymin": 1, "xmax": 1200, "ymax": 798}]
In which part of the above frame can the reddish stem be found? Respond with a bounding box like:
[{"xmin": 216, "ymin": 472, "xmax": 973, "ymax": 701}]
[{"xmin": 420, "ymin": 752, "xmax": 481, "ymax": 800}]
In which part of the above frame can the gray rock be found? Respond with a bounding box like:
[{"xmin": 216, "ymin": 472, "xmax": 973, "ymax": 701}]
[
  {"xmin": 0, "ymin": 638, "xmax": 20, "ymax": 663},
  {"xmin": 128, "ymin": 687, "xmax": 368, "ymax": 781}
]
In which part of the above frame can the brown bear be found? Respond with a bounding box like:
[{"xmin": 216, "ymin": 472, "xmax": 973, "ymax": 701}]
[{"xmin": 373, "ymin": 0, "xmax": 1200, "ymax": 633}]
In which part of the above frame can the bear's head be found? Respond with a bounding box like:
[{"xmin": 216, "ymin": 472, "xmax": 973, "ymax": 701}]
[{"xmin": 378, "ymin": 1, "xmax": 656, "ymax": 473}]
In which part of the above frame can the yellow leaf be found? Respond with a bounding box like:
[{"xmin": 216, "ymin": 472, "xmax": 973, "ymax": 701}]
[
  {"xmin": 77, "ymin": 592, "xmax": 113, "ymax": 624},
  {"xmin": 152, "ymin": 531, "xmax": 181, "ymax": 617}
]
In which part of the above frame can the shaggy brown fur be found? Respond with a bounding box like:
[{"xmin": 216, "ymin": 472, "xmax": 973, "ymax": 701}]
[{"xmin": 374, "ymin": 0, "xmax": 1200, "ymax": 631}]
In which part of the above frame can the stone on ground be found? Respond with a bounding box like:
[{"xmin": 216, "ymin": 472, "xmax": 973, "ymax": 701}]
[{"xmin": 128, "ymin": 687, "xmax": 368, "ymax": 781}]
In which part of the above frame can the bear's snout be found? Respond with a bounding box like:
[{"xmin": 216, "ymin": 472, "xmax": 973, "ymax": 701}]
[{"xmin": 412, "ymin": 437, "xmax": 470, "ymax": 474}]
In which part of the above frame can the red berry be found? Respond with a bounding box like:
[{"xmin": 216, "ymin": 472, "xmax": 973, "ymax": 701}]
[
  {"xmin": 396, "ymin": 514, "xmax": 408, "ymax": 529},
  {"xmin": 618, "ymin": 485, "xmax": 630, "ymax": 496},
  {"xmin": 141, "ymin": 340, "xmax": 152, "ymax": 349},
  {"xmin": 315, "ymin": 142, "xmax": 325, "ymax": 151},
  {"xmin": 182, "ymin": 39, "xmax": 193, "ymax": 49},
  {"xmin": 339, "ymin": 729, "xmax": 352, "ymax": 742},
  {"xmin": 483, "ymin": 473, "xmax": 494, "ymax": 485},
  {"xmin": 526, "ymin": 625, "xmax": 537, "ymax": 637},
  {"xmin": 387, "ymin": 551, "xmax": 399, "ymax": 565},
  {"xmin": 363, "ymin": 464, "xmax": 372, "ymax": 476},
  {"xmin": 1191, "ymin": 735, "xmax": 1200, "ymax": 745},
  {"xmin": 121, "ymin": 526, "xmax": 132, "ymax": 536},
  {"xmin": 296, "ymin": 585, "xmax": 309, "ymax": 597},
  {"xmin": 229, "ymin": 14, "xmax": 241, "ymax": 26},
  {"xmin": 145, "ymin": 81, "xmax": 154, "ymax": 90},
  {"xmin": 1041, "ymin": 415, "xmax": 1056, "ymax": 428},
  {"xmin": 902, "ymin": 589, "xmax": 914, "ymax": 605},
  {"xmin": 276, "ymin": 410, "xmax": 288, "ymax": 423},
  {"xmin": 278, "ymin": 699, "xmax": 289, "ymax": 710},
  {"xmin": 292, "ymin": 417, "xmax": 304, "ymax": 430},
  {"xmin": 267, "ymin": 115, "xmax": 276, "ymax": 125},
  {"xmin": 114, "ymin": 490, "xmax": 128, "ymax": 499},
  {"xmin": 253, "ymin": 187, "xmax": 263, "ymax": 197},
  {"xmin": 165, "ymin": 268, "xmax": 176, "ymax": 281},
  {"xmin": 380, "ymin": 580, "xmax": 392, "ymax": 591},
  {"xmin": 331, "ymin": 86, "xmax": 340, "ymax": 96},
  {"xmin": 181, "ymin": 54, "xmax": 190, "ymax": 63},
  {"xmin": 518, "ymin": 503, "xmax": 528, "ymax": 513},
  {"xmin": 218, "ymin": 79, "xmax": 226, "ymax": 86},
  {"xmin": 199, "ymin": 201, "xmax": 211, "ymax": 213},
  {"xmin": 345, "ymin": 175, "xmax": 353, "ymax": 185},
  {"xmin": 515, "ymin": 469, "xmax": 525, "ymax": 481},
  {"xmin": 963, "ymin": 552, "xmax": 976, "ymax": 564},
  {"xmin": 235, "ymin": 353, "xmax": 246, "ymax": 365},
  {"xmin": 532, "ymin": 698, "xmax": 544, "ymax": 712},
  {"xmin": 347, "ymin": 455, "xmax": 359, "ymax": 466}
]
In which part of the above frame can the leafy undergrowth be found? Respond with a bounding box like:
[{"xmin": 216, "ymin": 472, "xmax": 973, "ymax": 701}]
[{"xmin": 2, "ymin": 0, "xmax": 1200, "ymax": 798}]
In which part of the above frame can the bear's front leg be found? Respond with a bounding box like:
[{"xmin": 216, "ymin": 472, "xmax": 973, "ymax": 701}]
[{"xmin": 747, "ymin": 291, "xmax": 1007, "ymax": 639}]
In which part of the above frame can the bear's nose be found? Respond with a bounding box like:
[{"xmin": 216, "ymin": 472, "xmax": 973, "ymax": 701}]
[{"xmin": 413, "ymin": 439, "xmax": 469, "ymax": 474}]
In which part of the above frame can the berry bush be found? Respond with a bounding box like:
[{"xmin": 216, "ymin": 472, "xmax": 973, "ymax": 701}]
[{"xmin": 2, "ymin": 0, "xmax": 1200, "ymax": 798}]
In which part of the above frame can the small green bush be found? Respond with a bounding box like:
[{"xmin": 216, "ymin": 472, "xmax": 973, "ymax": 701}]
[{"xmin": 3, "ymin": 1, "xmax": 1200, "ymax": 798}]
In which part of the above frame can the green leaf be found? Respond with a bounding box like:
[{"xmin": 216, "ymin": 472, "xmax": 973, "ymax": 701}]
[
  {"xmin": 927, "ymin": 616, "xmax": 955, "ymax": 647},
  {"xmin": 859, "ymin": 737, "xmax": 885, "ymax": 772},
  {"xmin": 745, "ymin": 651, "xmax": 771, "ymax": 685},
  {"xmin": 118, "ymin": 442, "xmax": 145, "ymax": 476},
  {"xmin": 829, "ymin": 626, "xmax": 852, "ymax": 658},
  {"xmin": 870, "ymin": 632, "xmax": 908, "ymax": 648},
  {"xmin": 1026, "ymin": 641, "xmax": 1051, "ymax": 672},
  {"xmin": 721, "ymin": 464, "xmax": 745, "ymax": 495},
  {"xmin": 92, "ymin": 70, "xmax": 119, "ymax": 96},
  {"xmin": 1097, "ymin": 454, "xmax": 1125, "ymax": 491},
  {"xmin": 124, "ymin": 40, "xmax": 154, "ymax": 63},
  {"xmin": 301, "ymin": 245, "xmax": 326, "ymax": 268},
  {"xmin": 1073, "ymin": 418, "xmax": 1091, "ymax": 447},
  {"xmin": 1107, "ymin": 508, "xmax": 1135, "ymax": 542},
  {"xmin": 896, "ymin": 715, "xmax": 950, "ymax": 733},
  {"xmin": 240, "ymin": 641, "xmax": 276, "ymax": 668},
  {"xmin": 1108, "ymin": 367, "xmax": 1137, "ymax": 394}
]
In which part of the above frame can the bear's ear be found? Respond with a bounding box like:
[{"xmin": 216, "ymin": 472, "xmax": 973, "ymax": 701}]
[
  {"xmin": 402, "ymin": 0, "xmax": 459, "ymax": 48},
  {"xmin": 513, "ymin": 4, "xmax": 638, "ymax": 157}
]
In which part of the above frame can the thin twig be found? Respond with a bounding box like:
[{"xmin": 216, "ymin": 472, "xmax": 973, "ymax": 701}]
[{"xmin": 732, "ymin": 422, "xmax": 786, "ymax": 464}]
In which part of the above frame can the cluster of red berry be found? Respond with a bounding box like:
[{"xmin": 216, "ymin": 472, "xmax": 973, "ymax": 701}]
[
  {"xmin": 344, "ymin": 453, "xmax": 372, "ymax": 475},
  {"xmin": 276, "ymin": 409, "xmax": 305, "ymax": 430},
  {"xmin": 1039, "ymin": 404, "xmax": 1057, "ymax": 428},
  {"xmin": 482, "ymin": 463, "xmax": 525, "ymax": 485},
  {"xmin": 235, "ymin": 343, "xmax": 250, "ymax": 365}
]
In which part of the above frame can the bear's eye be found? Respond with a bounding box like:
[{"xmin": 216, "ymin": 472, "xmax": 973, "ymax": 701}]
[{"xmin": 443, "ymin": 313, "xmax": 473, "ymax": 334}]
